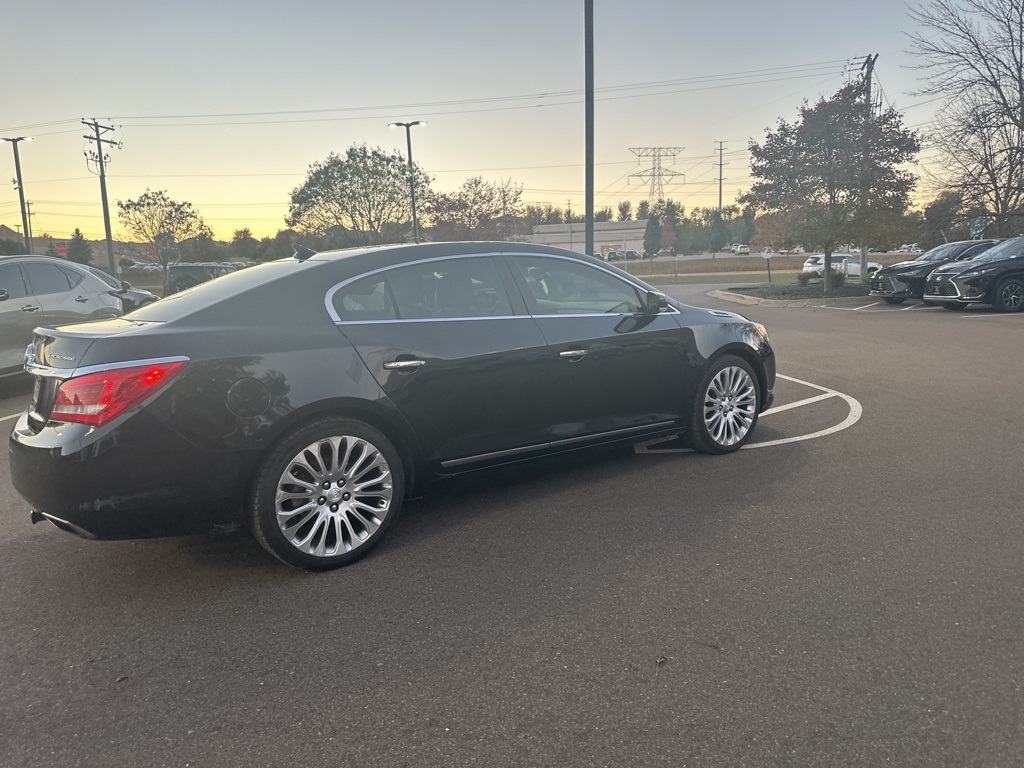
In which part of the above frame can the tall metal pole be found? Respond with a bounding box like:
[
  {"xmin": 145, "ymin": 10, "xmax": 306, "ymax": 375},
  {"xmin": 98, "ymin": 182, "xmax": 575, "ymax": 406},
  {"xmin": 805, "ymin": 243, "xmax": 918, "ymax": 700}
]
[
  {"xmin": 2, "ymin": 138, "xmax": 32, "ymax": 253},
  {"xmin": 859, "ymin": 54, "xmax": 877, "ymax": 282},
  {"xmin": 584, "ymin": 0, "xmax": 594, "ymax": 258},
  {"xmin": 389, "ymin": 121, "xmax": 424, "ymax": 243},
  {"xmin": 83, "ymin": 119, "xmax": 121, "ymax": 276}
]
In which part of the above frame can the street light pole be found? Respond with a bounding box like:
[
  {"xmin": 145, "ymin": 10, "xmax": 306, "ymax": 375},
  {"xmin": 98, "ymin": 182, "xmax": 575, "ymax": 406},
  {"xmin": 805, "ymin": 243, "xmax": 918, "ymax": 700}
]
[
  {"xmin": 389, "ymin": 121, "xmax": 425, "ymax": 243},
  {"xmin": 1, "ymin": 137, "xmax": 33, "ymax": 253}
]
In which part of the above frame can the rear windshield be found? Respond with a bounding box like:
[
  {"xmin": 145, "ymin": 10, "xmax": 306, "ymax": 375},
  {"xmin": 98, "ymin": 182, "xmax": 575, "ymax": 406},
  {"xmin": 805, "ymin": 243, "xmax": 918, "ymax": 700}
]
[{"xmin": 127, "ymin": 259, "xmax": 316, "ymax": 321}]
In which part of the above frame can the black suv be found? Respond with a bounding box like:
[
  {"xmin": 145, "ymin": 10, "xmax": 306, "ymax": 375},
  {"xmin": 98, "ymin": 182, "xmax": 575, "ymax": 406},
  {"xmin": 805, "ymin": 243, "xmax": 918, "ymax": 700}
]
[
  {"xmin": 925, "ymin": 236, "xmax": 1024, "ymax": 311},
  {"xmin": 870, "ymin": 240, "xmax": 997, "ymax": 304}
]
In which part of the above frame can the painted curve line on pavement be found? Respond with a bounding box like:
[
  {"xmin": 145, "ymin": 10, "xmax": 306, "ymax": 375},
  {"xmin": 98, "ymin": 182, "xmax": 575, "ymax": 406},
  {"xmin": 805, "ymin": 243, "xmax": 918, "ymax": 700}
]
[
  {"xmin": 1, "ymin": 412, "xmax": 19, "ymax": 423},
  {"xmin": 635, "ymin": 372, "xmax": 862, "ymax": 454}
]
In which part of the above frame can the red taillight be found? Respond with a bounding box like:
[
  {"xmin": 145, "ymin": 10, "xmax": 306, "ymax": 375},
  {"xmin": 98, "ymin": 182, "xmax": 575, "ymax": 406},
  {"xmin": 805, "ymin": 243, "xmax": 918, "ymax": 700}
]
[{"xmin": 50, "ymin": 360, "xmax": 188, "ymax": 427}]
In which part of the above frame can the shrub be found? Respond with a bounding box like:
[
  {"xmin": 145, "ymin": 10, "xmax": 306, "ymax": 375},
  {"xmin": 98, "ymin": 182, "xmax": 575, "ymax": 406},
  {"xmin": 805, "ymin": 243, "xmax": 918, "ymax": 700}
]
[
  {"xmin": 796, "ymin": 271, "xmax": 813, "ymax": 286},
  {"xmin": 826, "ymin": 266, "xmax": 846, "ymax": 288}
]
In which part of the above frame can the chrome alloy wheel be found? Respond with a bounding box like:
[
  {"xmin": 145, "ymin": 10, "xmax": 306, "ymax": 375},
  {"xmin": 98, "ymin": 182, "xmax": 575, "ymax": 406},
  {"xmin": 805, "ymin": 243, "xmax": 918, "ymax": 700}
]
[
  {"xmin": 702, "ymin": 366, "xmax": 757, "ymax": 447},
  {"xmin": 274, "ymin": 436, "xmax": 394, "ymax": 557},
  {"xmin": 999, "ymin": 281, "xmax": 1023, "ymax": 311}
]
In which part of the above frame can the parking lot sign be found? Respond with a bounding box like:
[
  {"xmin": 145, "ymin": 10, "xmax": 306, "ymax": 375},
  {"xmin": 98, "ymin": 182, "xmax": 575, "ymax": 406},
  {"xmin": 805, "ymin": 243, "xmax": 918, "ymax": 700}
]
[{"xmin": 970, "ymin": 216, "xmax": 987, "ymax": 239}]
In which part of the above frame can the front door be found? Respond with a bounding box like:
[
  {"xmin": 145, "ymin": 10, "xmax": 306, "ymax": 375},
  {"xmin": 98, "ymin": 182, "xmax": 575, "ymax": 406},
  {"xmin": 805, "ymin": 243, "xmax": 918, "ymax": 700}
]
[{"xmin": 506, "ymin": 254, "xmax": 696, "ymax": 445}]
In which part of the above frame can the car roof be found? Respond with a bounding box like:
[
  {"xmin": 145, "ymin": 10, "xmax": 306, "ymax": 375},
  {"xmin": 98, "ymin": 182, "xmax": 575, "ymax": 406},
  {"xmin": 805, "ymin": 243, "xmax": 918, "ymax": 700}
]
[{"xmin": 0, "ymin": 254, "xmax": 89, "ymax": 268}]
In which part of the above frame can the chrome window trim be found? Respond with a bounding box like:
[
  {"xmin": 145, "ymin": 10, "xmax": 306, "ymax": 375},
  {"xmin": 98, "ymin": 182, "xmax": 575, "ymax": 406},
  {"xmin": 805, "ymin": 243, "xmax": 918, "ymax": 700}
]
[
  {"xmin": 25, "ymin": 355, "xmax": 190, "ymax": 380},
  {"xmin": 335, "ymin": 315, "xmax": 529, "ymax": 326},
  {"xmin": 323, "ymin": 250, "xmax": 680, "ymax": 323}
]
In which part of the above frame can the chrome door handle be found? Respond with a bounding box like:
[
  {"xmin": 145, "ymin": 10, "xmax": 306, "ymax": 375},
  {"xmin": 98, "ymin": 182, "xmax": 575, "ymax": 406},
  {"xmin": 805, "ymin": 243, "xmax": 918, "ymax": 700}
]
[
  {"xmin": 383, "ymin": 359, "xmax": 426, "ymax": 370},
  {"xmin": 21, "ymin": 305, "xmax": 40, "ymax": 312},
  {"xmin": 559, "ymin": 349, "xmax": 588, "ymax": 360},
  {"xmin": 74, "ymin": 296, "xmax": 90, "ymax": 303}
]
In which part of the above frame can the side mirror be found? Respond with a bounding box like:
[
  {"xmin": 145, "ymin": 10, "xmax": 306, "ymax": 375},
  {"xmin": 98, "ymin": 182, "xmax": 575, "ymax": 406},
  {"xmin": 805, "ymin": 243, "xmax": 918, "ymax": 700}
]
[
  {"xmin": 0, "ymin": 289, "xmax": 8, "ymax": 302},
  {"xmin": 644, "ymin": 290, "xmax": 668, "ymax": 314},
  {"xmin": 121, "ymin": 281, "xmax": 132, "ymax": 290}
]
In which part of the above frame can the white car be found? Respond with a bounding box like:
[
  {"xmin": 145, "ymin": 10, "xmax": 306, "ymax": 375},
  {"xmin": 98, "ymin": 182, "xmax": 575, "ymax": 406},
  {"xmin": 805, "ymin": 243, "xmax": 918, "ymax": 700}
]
[
  {"xmin": 802, "ymin": 255, "xmax": 881, "ymax": 277},
  {"xmin": 734, "ymin": 244, "xmax": 751, "ymax": 255}
]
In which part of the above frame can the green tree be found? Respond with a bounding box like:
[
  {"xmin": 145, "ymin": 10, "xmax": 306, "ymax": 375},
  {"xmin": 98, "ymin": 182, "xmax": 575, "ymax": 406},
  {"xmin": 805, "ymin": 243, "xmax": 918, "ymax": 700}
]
[
  {"xmin": 617, "ymin": 200, "xmax": 633, "ymax": 220},
  {"xmin": 45, "ymin": 240, "xmax": 61, "ymax": 258},
  {"xmin": 636, "ymin": 200, "xmax": 651, "ymax": 220},
  {"xmin": 287, "ymin": 144, "xmax": 430, "ymax": 244},
  {"xmin": 742, "ymin": 83, "xmax": 919, "ymax": 289},
  {"xmin": 425, "ymin": 177, "xmax": 525, "ymax": 241},
  {"xmin": 117, "ymin": 189, "xmax": 213, "ymax": 274},
  {"xmin": 922, "ymin": 191, "xmax": 966, "ymax": 248},
  {"xmin": 643, "ymin": 214, "xmax": 662, "ymax": 256},
  {"xmin": 231, "ymin": 227, "xmax": 260, "ymax": 261},
  {"xmin": 594, "ymin": 206, "xmax": 613, "ymax": 222},
  {"xmin": 66, "ymin": 228, "xmax": 93, "ymax": 264}
]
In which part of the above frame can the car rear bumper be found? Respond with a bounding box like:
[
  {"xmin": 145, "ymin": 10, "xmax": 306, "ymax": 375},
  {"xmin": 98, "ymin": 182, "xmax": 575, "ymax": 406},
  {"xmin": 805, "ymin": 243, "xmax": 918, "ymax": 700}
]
[{"xmin": 9, "ymin": 408, "xmax": 254, "ymax": 539}]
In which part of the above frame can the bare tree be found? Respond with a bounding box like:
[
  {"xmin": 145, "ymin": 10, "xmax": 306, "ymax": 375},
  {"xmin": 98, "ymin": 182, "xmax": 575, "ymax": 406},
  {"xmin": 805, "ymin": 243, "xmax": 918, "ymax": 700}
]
[{"xmin": 909, "ymin": 0, "xmax": 1024, "ymax": 232}]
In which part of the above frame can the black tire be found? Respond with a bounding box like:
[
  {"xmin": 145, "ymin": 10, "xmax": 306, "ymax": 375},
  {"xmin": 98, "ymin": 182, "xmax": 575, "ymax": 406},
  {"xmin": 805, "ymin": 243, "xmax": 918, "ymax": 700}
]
[
  {"xmin": 883, "ymin": 297, "xmax": 905, "ymax": 305},
  {"xmin": 942, "ymin": 302, "xmax": 967, "ymax": 311},
  {"xmin": 687, "ymin": 355, "xmax": 761, "ymax": 455},
  {"xmin": 249, "ymin": 417, "xmax": 404, "ymax": 571},
  {"xmin": 993, "ymin": 276, "xmax": 1024, "ymax": 313}
]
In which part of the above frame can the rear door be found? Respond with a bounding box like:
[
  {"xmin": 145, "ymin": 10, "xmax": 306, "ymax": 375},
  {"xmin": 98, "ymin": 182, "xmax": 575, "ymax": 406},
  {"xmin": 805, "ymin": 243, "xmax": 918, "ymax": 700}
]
[
  {"xmin": 0, "ymin": 262, "xmax": 41, "ymax": 373},
  {"xmin": 21, "ymin": 261, "xmax": 97, "ymax": 327},
  {"xmin": 329, "ymin": 254, "xmax": 552, "ymax": 467}
]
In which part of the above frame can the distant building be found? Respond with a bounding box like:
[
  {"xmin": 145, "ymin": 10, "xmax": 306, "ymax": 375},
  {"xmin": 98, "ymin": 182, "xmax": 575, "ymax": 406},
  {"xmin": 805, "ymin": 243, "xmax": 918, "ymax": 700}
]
[{"xmin": 531, "ymin": 219, "xmax": 648, "ymax": 256}]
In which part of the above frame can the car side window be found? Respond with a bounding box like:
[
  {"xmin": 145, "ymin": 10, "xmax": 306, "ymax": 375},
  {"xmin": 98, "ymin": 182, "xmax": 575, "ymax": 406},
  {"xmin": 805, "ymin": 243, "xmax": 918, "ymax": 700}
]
[
  {"xmin": 23, "ymin": 263, "xmax": 73, "ymax": 296},
  {"xmin": 0, "ymin": 263, "xmax": 29, "ymax": 300},
  {"xmin": 332, "ymin": 276, "xmax": 397, "ymax": 321},
  {"xmin": 385, "ymin": 257, "xmax": 512, "ymax": 319},
  {"xmin": 58, "ymin": 266, "xmax": 85, "ymax": 288},
  {"xmin": 511, "ymin": 256, "xmax": 643, "ymax": 315}
]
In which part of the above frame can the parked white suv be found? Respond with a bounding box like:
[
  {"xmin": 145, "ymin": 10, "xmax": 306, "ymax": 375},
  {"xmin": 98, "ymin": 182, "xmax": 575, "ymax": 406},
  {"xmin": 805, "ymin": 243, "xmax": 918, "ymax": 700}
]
[
  {"xmin": 734, "ymin": 244, "xmax": 751, "ymax": 255},
  {"xmin": 802, "ymin": 255, "xmax": 881, "ymax": 278}
]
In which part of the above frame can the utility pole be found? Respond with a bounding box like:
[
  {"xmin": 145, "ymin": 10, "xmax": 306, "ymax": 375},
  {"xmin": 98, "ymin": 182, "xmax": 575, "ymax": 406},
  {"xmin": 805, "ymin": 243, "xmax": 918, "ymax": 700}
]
[
  {"xmin": 859, "ymin": 54, "xmax": 878, "ymax": 282},
  {"xmin": 82, "ymin": 119, "xmax": 121, "ymax": 276},
  {"xmin": 714, "ymin": 140, "xmax": 728, "ymax": 213},
  {"xmin": 1, "ymin": 136, "xmax": 33, "ymax": 253},
  {"xmin": 629, "ymin": 147, "xmax": 684, "ymax": 203},
  {"xmin": 25, "ymin": 201, "xmax": 34, "ymax": 247},
  {"xmin": 584, "ymin": 0, "xmax": 594, "ymax": 258}
]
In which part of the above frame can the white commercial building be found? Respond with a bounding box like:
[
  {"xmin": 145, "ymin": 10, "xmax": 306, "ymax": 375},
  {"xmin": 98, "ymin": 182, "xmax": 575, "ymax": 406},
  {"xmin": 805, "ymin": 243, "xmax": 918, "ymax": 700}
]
[{"xmin": 531, "ymin": 219, "xmax": 649, "ymax": 256}]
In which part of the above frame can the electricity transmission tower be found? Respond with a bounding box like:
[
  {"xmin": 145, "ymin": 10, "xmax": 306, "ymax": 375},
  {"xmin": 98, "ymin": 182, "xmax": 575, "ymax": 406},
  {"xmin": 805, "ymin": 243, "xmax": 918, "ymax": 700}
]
[{"xmin": 629, "ymin": 147, "xmax": 684, "ymax": 203}]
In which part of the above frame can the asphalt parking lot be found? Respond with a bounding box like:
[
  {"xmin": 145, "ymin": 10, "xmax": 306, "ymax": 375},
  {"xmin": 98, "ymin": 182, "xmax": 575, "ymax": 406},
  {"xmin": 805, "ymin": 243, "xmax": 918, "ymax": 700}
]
[{"xmin": 1, "ymin": 287, "xmax": 1022, "ymax": 767}]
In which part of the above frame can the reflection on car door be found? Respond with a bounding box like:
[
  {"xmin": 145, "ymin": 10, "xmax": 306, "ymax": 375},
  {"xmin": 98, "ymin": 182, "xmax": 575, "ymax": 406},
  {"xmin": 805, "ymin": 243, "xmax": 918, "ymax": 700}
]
[
  {"xmin": 21, "ymin": 262, "xmax": 95, "ymax": 327},
  {"xmin": 507, "ymin": 254, "xmax": 696, "ymax": 444},
  {"xmin": 329, "ymin": 255, "xmax": 552, "ymax": 467},
  {"xmin": 0, "ymin": 262, "xmax": 41, "ymax": 373}
]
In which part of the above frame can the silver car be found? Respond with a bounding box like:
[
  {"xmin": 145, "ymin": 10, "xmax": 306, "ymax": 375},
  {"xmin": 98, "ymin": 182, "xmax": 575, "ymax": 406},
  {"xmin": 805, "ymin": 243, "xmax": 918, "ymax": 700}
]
[{"xmin": 0, "ymin": 255, "xmax": 122, "ymax": 377}]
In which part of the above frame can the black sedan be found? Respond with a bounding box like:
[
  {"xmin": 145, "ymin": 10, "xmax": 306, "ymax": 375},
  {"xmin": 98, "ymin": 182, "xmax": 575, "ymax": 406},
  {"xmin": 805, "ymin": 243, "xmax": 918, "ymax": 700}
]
[
  {"xmin": 9, "ymin": 243, "xmax": 776, "ymax": 570},
  {"xmin": 925, "ymin": 236, "xmax": 1024, "ymax": 311},
  {"xmin": 869, "ymin": 239, "xmax": 997, "ymax": 304}
]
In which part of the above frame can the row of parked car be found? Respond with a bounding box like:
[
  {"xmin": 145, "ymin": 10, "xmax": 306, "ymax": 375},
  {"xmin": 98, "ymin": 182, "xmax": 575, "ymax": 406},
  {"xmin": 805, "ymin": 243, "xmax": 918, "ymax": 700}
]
[
  {"xmin": 0, "ymin": 255, "xmax": 251, "ymax": 379},
  {"xmin": 798, "ymin": 240, "xmax": 1024, "ymax": 312}
]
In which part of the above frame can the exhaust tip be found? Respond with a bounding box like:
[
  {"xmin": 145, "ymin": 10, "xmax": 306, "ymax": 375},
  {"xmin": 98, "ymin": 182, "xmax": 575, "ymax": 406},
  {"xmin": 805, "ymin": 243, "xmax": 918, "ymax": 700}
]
[{"xmin": 30, "ymin": 510, "xmax": 45, "ymax": 525}]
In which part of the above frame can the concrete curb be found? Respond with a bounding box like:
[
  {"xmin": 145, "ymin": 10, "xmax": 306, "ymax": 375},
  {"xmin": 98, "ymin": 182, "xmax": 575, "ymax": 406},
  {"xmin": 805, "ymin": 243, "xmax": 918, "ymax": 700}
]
[{"xmin": 708, "ymin": 289, "xmax": 877, "ymax": 308}]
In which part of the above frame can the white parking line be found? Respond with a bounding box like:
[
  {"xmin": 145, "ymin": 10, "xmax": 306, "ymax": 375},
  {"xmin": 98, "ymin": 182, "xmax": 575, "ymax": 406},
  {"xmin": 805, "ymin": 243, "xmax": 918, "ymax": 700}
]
[
  {"xmin": 759, "ymin": 391, "xmax": 836, "ymax": 415},
  {"xmin": 961, "ymin": 313, "xmax": 1024, "ymax": 319},
  {"xmin": 900, "ymin": 303, "xmax": 925, "ymax": 310},
  {"xmin": 635, "ymin": 373, "xmax": 862, "ymax": 454},
  {"xmin": 1, "ymin": 413, "xmax": 19, "ymax": 423}
]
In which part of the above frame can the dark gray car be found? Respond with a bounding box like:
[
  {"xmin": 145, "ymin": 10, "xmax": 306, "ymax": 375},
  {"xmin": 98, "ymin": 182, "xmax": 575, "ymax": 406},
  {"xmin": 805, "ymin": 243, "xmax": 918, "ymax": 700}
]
[{"xmin": 0, "ymin": 255, "xmax": 122, "ymax": 377}]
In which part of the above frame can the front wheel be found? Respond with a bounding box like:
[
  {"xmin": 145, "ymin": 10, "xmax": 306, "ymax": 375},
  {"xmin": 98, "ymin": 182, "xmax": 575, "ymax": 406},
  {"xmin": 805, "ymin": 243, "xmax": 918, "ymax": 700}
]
[
  {"xmin": 687, "ymin": 355, "xmax": 761, "ymax": 454},
  {"xmin": 993, "ymin": 277, "xmax": 1024, "ymax": 313},
  {"xmin": 249, "ymin": 417, "xmax": 404, "ymax": 570}
]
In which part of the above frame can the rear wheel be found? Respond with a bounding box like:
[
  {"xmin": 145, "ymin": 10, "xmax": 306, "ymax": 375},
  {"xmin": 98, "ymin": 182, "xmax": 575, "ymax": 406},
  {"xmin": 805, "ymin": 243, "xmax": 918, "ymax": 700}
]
[
  {"xmin": 249, "ymin": 417, "xmax": 404, "ymax": 570},
  {"xmin": 687, "ymin": 355, "xmax": 760, "ymax": 455},
  {"xmin": 883, "ymin": 297, "xmax": 905, "ymax": 305},
  {"xmin": 993, "ymin": 277, "xmax": 1024, "ymax": 313}
]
